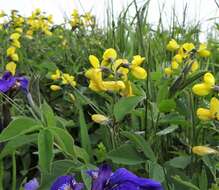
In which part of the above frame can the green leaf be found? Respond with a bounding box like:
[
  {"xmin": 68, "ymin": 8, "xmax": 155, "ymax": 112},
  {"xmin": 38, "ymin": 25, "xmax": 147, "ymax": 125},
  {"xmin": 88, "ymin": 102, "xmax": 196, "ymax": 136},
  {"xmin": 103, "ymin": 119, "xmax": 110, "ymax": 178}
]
[
  {"xmin": 165, "ymin": 156, "xmax": 191, "ymax": 169},
  {"xmin": 0, "ymin": 134, "xmax": 37, "ymax": 158},
  {"xmin": 38, "ymin": 129, "xmax": 54, "ymax": 174},
  {"xmin": 78, "ymin": 106, "xmax": 92, "ymax": 157},
  {"xmin": 202, "ymin": 155, "xmax": 217, "ymax": 180},
  {"xmin": 41, "ymin": 101, "xmax": 56, "ymax": 128},
  {"xmin": 159, "ymin": 113, "xmax": 189, "ymax": 127},
  {"xmin": 107, "ymin": 143, "xmax": 145, "ymax": 165},
  {"xmin": 49, "ymin": 127, "xmax": 76, "ymax": 159},
  {"xmin": 147, "ymin": 161, "xmax": 165, "ymax": 182},
  {"xmin": 172, "ymin": 175, "xmax": 200, "ymax": 190},
  {"xmin": 156, "ymin": 125, "xmax": 178, "ymax": 136},
  {"xmin": 0, "ymin": 117, "xmax": 41, "ymax": 142},
  {"xmin": 158, "ymin": 99, "xmax": 176, "ymax": 113},
  {"xmin": 113, "ymin": 96, "xmax": 144, "ymax": 121},
  {"xmin": 122, "ymin": 131, "xmax": 156, "ymax": 161},
  {"xmin": 74, "ymin": 145, "xmax": 90, "ymax": 163}
]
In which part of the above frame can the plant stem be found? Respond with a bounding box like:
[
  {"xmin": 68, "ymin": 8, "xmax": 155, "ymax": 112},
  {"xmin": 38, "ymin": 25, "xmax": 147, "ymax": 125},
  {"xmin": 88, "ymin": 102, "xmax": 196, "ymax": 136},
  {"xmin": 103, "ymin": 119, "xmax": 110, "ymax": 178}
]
[
  {"xmin": 0, "ymin": 159, "xmax": 3, "ymax": 189},
  {"xmin": 12, "ymin": 152, "xmax": 16, "ymax": 190}
]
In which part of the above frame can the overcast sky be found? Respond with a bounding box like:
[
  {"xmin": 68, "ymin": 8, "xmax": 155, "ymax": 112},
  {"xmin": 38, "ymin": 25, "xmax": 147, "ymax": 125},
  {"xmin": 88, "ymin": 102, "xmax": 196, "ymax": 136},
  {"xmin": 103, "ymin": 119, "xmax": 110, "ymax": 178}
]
[{"xmin": 0, "ymin": 0, "xmax": 218, "ymax": 40}]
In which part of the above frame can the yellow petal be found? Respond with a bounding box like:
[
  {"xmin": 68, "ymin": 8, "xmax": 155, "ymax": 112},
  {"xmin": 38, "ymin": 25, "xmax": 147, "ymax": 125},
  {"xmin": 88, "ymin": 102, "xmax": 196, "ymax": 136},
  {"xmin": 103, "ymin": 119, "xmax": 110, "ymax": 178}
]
[
  {"xmin": 164, "ymin": 67, "xmax": 173, "ymax": 76},
  {"xmin": 182, "ymin": 43, "xmax": 195, "ymax": 52},
  {"xmin": 6, "ymin": 62, "xmax": 16, "ymax": 75},
  {"xmin": 7, "ymin": 47, "xmax": 16, "ymax": 56},
  {"xmin": 89, "ymin": 55, "xmax": 100, "ymax": 68},
  {"xmin": 198, "ymin": 44, "xmax": 211, "ymax": 57},
  {"xmin": 166, "ymin": 39, "xmax": 179, "ymax": 51},
  {"xmin": 10, "ymin": 33, "xmax": 21, "ymax": 40},
  {"xmin": 192, "ymin": 146, "xmax": 217, "ymax": 156},
  {"xmin": 131, "ymin": 66, "xmax": 147, "ymax": 79},
  {"xmin": 203, "ymin": 72, "xmax": 215, "ymax": 86},
  {"xmin": 91, "ymin": 114, "xmax": 109, "ymax": 124},
  {"xmin": 103, "ymin": 81, "xmax": 125, "ymax": 91},
  {"xmin": 11, "ymin": 53, "xmax": 19, "ymax": 62},
  {"xmin": 192, "ymin": 83, "xmax": 211, "ymax": 96},
  {"xmin": 103, "ymin": 48, "xmax": 117, "ymax": 61},
  {"xmin": 131, "ymin": 55, "xmax": 145, "ymax": 66},
  {"xmin": 210, "ymin": 97, "xmax": 219, "ymax": 120},
  {"xmin": 50, "ymin": 85, "xmax": 61, "ymax": 91},
  {"xmin": 171, "ymin": 61, "xmax": 179, "ymax": 70},
  {"xmin": 196, "ymin": 108, "xmax": 211, "ymax": 121},
  {"xmin": 191, "ymin": 61, "xmax": 199, "ymax": 72},
  {"xmin": 173, "ymin": 54, "xmax": 183, "ymax": 63},
  {"xmin": 120, "ymin": 81, "xmax": 134, "ymax": 97}
]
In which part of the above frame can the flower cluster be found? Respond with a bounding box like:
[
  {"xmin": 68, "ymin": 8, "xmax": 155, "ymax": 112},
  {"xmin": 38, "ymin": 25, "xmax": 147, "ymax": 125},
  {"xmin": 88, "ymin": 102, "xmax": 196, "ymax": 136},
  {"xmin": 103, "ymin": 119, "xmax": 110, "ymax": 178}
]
[
  {"xmin": 165, "ymin": 39, "xmax": 211, "ymax": 76},
  {"xmin": 50, "ymin": 69, "xmax": 76, "ymax": 91},
  {"xmin": 70, "ymin": 9, "xmax": 95, "ymax": 28},
  {"xmin": 24, "ymin": 164, "xmax": 163, "ymax": 190},
  {"xmin": 85, "ymin": 48, "xmax": 147, "ymax": 97}
]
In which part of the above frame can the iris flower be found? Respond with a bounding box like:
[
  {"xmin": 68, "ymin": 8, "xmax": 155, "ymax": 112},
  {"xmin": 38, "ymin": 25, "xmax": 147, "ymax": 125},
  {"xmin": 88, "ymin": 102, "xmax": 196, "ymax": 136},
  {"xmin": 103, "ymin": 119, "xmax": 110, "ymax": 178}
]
[
  {"xmin": 88, "ymin": 164, "xmax": 163, "ymax": 190},
  {"xmin": 0, "ymin": 71, "xmax": 29, "ymax": 93},
  {"xmin": 24, "ymin": 175, "xmax": 84, "ymax": 190}
]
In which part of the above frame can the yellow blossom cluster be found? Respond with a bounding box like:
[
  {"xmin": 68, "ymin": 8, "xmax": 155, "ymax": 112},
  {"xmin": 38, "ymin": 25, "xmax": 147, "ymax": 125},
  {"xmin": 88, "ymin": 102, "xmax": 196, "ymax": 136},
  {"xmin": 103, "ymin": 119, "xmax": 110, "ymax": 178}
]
[
  {"xmin": 85, "ymin": 48, "xmax": 147, "ymax": 97},
  {"xmin": 165, "ymin": 39, "xmax": 211, "ymax": 76},
  {"xmin": 70, "ymin": 9, "xmax": 95, "ymax": 28},
  {"xmin": 50, "ymin": 69, "xmax": 76, "ymax": 91}
]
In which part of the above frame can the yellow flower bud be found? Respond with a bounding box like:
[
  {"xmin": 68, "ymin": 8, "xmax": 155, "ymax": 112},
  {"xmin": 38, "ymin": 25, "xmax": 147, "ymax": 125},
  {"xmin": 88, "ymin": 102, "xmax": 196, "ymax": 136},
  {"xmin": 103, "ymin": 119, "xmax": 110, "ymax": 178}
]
[
  {"xmin": 203, "ymin": 72, "xmax": 215, "ymax": 87},
  {"xmin": 6, "ymin": 62, "xmax": 16, "ymax": 76},
  {"xmin": 198, "ymin": 44, "xmax": 211, "ymax": 57},
  {"xmin": 11, "ymin": 40, "xmax": 21, "ymax": 48},
  {"xmin": 210, "ymin": 97, "xmax": 219, "ymax": 120},
  {"xmin": 182, "ymin": 43, "xmax": 195, "ymax": 52},
  {"xmin": 89, "ymin": 55, "xmax": 100, "ymax": 68},
  {"xmin": 171, "ymin": 61, "xmax": 179, "ymax": 70},
  {"xmin": 50, "ymin": 85, "xmax": 61, "ymax": 91},
  {"xmin": 131, "ymin": 55, "xmax": 145, "ymax": 66},
  {"xmin": 51, "ymin": 69, "xmax": 61, "ymax": 80},
  {"xmin": 173, "ymin": 54, "xmax": 183, "ymax": 63},
  {"xmin": 131, "ymin": 66, "xmax": 147, "ymax": 79},
  {"xmin": 7, "ymin": 46, "xmax": 16, "ymax": 56},
  {"xmin": 91, "ymin": 114, "xmax": 109, "ymax": 124},
  {"xmin": 191, "ymin": 61, "xmax": 199, "ymax": 72},
  {"xmin": 192, "ymin": 146, "xmax": 217, "ymax": 156},
  {"xmin": 11, "ymin": 53, "xmax": 19, "ymax": 62},
  {"xmin": 196, "ymin": 108, "xmax": 211, "ymax": 121},
  {"xmin": 164, "ymin": 67, "xmax": 173, "ymax": 76},
  {"xmin": 192, "ymin": 83, "xmax": 211, "ymax": 96},
  {"xmin": 10, "ymin": 33, "xmax": 21, "ymax": 41},
  {"xmin": 166, "ymin": 39, "xmax": 179, "ymax": 51}
]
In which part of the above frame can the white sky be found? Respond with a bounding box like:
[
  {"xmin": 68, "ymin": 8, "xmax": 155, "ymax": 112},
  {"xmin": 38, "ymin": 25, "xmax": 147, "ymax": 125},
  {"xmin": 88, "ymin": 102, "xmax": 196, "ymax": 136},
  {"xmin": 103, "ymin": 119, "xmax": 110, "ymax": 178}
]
[{"xmin": 0, "ymin": 0, "xmax": 218, "ymax": 40}]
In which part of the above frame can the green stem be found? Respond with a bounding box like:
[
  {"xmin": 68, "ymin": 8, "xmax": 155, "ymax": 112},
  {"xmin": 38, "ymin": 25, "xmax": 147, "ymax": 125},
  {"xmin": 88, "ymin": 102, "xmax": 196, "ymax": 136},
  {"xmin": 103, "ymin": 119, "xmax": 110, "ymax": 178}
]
[
  {"xmin": 12, "ymin": 152, "xmax": 16, "ymax": 190},
  {"xmin": 0, "ymin": 159, "xmax": 3, "ymax": 189}
]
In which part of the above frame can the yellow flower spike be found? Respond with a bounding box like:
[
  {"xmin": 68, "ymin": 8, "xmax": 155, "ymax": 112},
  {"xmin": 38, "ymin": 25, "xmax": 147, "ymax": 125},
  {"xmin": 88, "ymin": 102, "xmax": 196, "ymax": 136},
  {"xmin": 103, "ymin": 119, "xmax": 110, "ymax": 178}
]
[
  {"xmin": 173, "ymin": 54, "xmax": 183, "ymax": 63},
  {"xmin": 131, "ymin": 55, "xmax": 145, "ymax": 66},
  {"xmin": 102, "ymin": 48, "xmax": 117, "ymax": 62},
  {"xmin": 191, "ymin": 61, "xmax": 199, "ymax": 72},
  {"xmin": 192, "ymin": 83, "xmax": 211, "ymax": 96},
  {"xmin": 103, "ymin": 81, "xmax": 125, "ymax": 91},
  {"xmin": 6, "ymin": 62, "xmax": 16, "ymax": 75},
  {"xmin": 7, "ymin": 46, "xmax": 16, "ymax": 56},
  {"xmin": 50, "ymin": 85, "xmax": 61, "ymax": 91},
  {"xmin": 89, "ymin": 55, "xmax": 100, "ymax": 68},
  {"xmin": 196, "ymin": 108, "xmax": 211, "ymax": 121},
  {"xmin": 210, "ymin": 97, "xmax": 219, "ymax": 120},
  {"xmin": 164, "ymin": 67, "xmax": 173, "ymax": 76},
  {"xmin": 10, "ymin": 33, "xmax": 21, "ymax": 41},
  {"xmin": 166, "ymin": 39, "xmax": 179, "ymax": 51},
  {"xmin": 203, "ymin": 72, "xmax": 215, "ymax": 87},
  {"xmin": 131, "ymin": 66, "xmax": 147, "ymax": 79},
  {"xmin": 91, "ymin": 114, "xmax": 109, "ymax": 124},
  {"xmin": 182, "ymin": 43, "xmax": 195, "ymax": 52},
  {"xmin": 11, "ymin": 53, "xmax": 19, "ymax": 62},
  {"xmin": 192, "ymin": 146, "xmax": 218, "ymax": 156},
  {"xmin": 51, "ymin": 69, "xmax": 61, "ymax": 80},
  {"xmin": 198, "ymin": 44, "xmax": 211, "ymax": 57},
  {"xmin": 171, "ymin": 61, "xmax": 179, "ymax": 70}
]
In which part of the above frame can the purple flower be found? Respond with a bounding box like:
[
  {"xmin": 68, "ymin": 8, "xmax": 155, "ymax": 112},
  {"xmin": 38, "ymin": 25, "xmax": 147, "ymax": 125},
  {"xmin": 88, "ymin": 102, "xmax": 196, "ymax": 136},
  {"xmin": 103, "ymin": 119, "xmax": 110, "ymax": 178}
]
[
  {"xmin": 24, "ymin": 178, "xmax": 39, "ymax": 190},
  {"xmin": 88, "ymin": 164, "xmax": 163, "ymax": 190},
  {"xmin": 50, "ymin": 175, "xmax": 84, "ymax": 190},
  {"xmin": 0, "ymin": 71, "xmax": 29, "ymax": 93}
]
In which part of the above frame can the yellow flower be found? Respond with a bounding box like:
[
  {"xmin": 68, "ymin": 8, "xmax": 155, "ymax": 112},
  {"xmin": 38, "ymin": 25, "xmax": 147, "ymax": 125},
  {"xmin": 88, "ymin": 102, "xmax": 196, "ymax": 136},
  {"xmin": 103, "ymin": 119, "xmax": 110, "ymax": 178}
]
[
  {"xmin": 209, "ymin": 97, "xmax": 219, "ymax": 120},
  {"xmin": 89, "ymin": 55, "xmax": 100, "ymax": 68},
  {"xmin": 166, "ymin": 39, "xmax": 179, "ymax": 51},
  {"xmin": 51, "ymin": 69, "xmax": 61, "ymax": 80},
  {"xmin": 198, "ymin": 44, "xmax": 211, "ymax": 57},
  {"xmin": 91, "ymin": 114, "xmax": 109, "ymax": 124},
  {"xmin": 5, "ymin": 62, "xmax": 16, "ymax": 75},
  {"xmin": 62, "ymin": 73, "xmax": 76, "ymax": 87},
  {"xmin": 50, "ymin": 85, "xmax": 61, "ymax": 91},
  {"xmin": 11, "ymin": 53, "xmax": 19, "ymax": 62},
  {"xmin": 192, "ymin": 146, "xmax": 217, "ymax": 156},
  {"xmin": 10, "ymin": 33, "xmax": 21, "ymax": 41},
  {"xmin": 171, "ymin": 61, "xmax": 179, "ymax": 70},
  {"xmin": 102, "ymin": 48, "xmax": 117, "ymax": 65},
  {"xmin": 15, "ymin": 28, "xmax": 23, "ymax": 33},
  {"xmin": 182, "ymin": 43, "xmax": 195, "ymax": 52},
  {"xmin": 7, "ymin": 46, "xmax": 16, "ymax": 56},
  {"xmin": 11, "ymin": 40, "xmax": 21, "ymax": 48},
  {"xmin": 191, "ymin": 61, "xmax": 199, "ymax": 72},
  {"xmin": 112, "ymin": 59, "xmax": 129, "ymax": 80},
  {"xmin": 197, "ymin": 108, "xmax": 212, "ymax": 121},
  {"xmin": 173, "ymin": 54, "xmax": 183, "ymax": 63},
  {"xmin": 164, "ymin": 67, "xmax": 173, "ymax": 76},
  {"xmin": 192, "ymin": 72, "xmax": 215, "ymax": 96},
  {"xmin": 130, "ymin": 55, "xmax": 147, "ymax": 79},
  {"xmin": 103, "ymin": 80, "xmax": 125, "ymax": 91}
]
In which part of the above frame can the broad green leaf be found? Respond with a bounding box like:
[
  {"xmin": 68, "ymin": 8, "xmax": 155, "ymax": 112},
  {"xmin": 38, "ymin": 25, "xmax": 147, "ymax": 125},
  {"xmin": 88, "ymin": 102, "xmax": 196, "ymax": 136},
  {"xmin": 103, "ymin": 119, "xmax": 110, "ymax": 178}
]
[
  {"xmin": 157, "ymin": 81, "xmax": 169, "ymax": 103},
  {"xmin": 38, "ymin": 129, "xmax": 54, "ymax": 174},
  {"xmin": 172, "ymin": 175, "xmax": 200, "ymax": 190},
  {"xmin": 202, "ymin": 155, "xmax": 217, "ymax": 180},
  {"xmin": 74, "ymin": 145, "xmax": 90, "ymax": 163},
  {"xmin": 165, "ymin": 156, "xmax": 191, "ymax": 169},
  {"xmin": 41, "ymin": 101, "xmax": 56, "ymax": 128},
  {"xmin": 107, "ymin": 143, "xmax": 145, "ymax": 165},
  {"xmin": 156, "ymin": 125, "xmax": 178, "ymax": 136},
  {"xmin": 79, "ymin": 106, "xmax": 92, "ymax": 157},
  {"xmin": 49, "ymin": 127, "xmax": 76, "ymax": 159},
  {"xmin": 199, "ymin": 169, "xmax": 208, "ymax": 190},
  {"xmin": 113, "ymin": 96, "xmax": 144, "ymax": 121},
  {"xmin": 147, "ymin": 161, "xmax": 165, "ymax": 182},
  {"xmin": 122, "ymin": 131, "xmax": 156, "ymax": 161},
  {"xmin": 0, "ymin": 117, "xmax": 41, "ymax": 142},
  {"xmin": 158, "ymin": 99, "xmax": 176, "ymax": 113},
  {"xmin": 0, "ymin": 134, "xmax": 37, "ymax": 158},
  {"xmin": 159, "ymin": 113, "xmax": 189, "ymax": 127}
]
